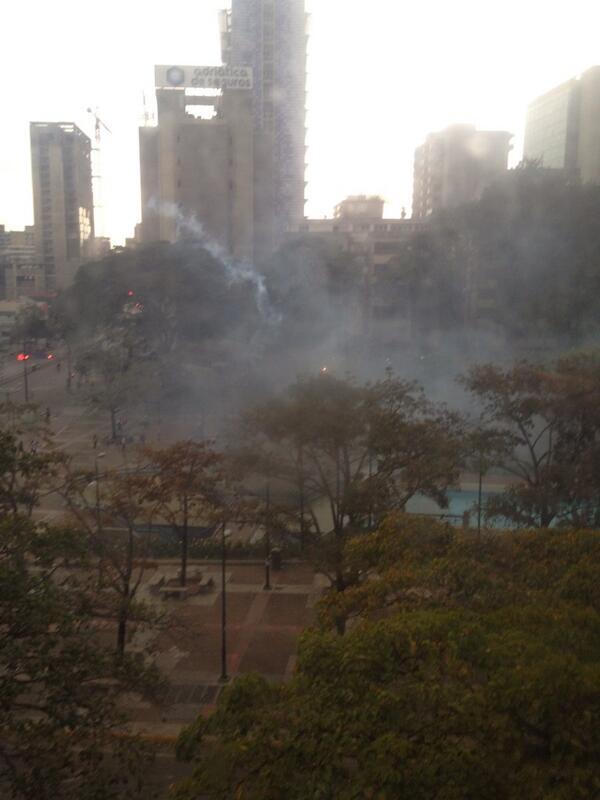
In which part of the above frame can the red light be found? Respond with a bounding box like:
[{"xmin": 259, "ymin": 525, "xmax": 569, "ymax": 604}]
[
  {"xmin": 17, "ymin": 353, "xmax": 30, "ymax": 362},
  {"xmin": 47, "ymin": 353, "xmax": 54, "ymax": 360},
  {"xmin": 127, "ymin": 290, "xmax": 134, "ymax": 297}
]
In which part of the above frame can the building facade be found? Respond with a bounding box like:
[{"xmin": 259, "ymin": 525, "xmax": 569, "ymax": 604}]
[
  {"xmin": 334, "ymin": 195, "xmax": 385, "ymax": 220},
  {"xmin": 0, "ymin": 225, "xmax": 44, "ymax": 300},
  {"xmin": 30, "ymin": 122, "xmax": 95, "ymax": 291},
  {"xmin": 524, "ymin": 66, "xmax": 600, "ymax": 184},
  {"xmin": 222, "ymin": 0, "xmax": 308, "ymax": 247},
  {"xmin": 292, "ymin": 199, "xmax": 426, "ymax": 351},
  {"xmin": 412, "ymin": 125, "xmax": 512, "ymax": 218},
  {"xmin": 139, "ymin": 76, "xmax": 257, "ymax": 263}
]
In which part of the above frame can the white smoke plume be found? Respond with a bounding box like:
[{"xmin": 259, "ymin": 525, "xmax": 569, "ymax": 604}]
[{"xmin": 147, "ymin": 199, "xmax": 281, "ymax": 325}]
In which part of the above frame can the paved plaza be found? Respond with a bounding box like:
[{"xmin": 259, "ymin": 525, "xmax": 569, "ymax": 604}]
[{"xmin": 108, "ymin": 560, "xmax": 327, "ymax": 738}]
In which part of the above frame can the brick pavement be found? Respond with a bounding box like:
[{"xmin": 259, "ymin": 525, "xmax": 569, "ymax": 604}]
[{"xmin": 124, "ymin": 561, "xmax": 322, "ymax": 736}]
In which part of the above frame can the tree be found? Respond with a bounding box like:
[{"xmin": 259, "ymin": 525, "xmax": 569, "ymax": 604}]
[
  {"xmin": 0, "ymin": 515, "xmax": 162, "ymax": 800},
  {"xmin": 238, "ymin": 372, "xmax": 463, "ymax": 618},
  {"xmin": 11, "ymin": 304, "xmax": 50, "ymax": 346},
  {"xmin": 139, "ymin": 442, "xmax": 224, "ymax": 587},
  {"xmin": 461, "ymin": 353, "xmax": 600, "ymax": 527},
  {"xmin": 77, "ymin": 342, "xmax": 150, "ymax": 440},
  {"xmin": 60, "ymin": 461, "xmax": 160, "ymax": 658},
  {"xmin": 395, "ymin": 167, "xmax": 600, "ymax": 348},
  {"xmin": 0, "ymin": 414, "xmax": 64, "ymax": 517},
  {"xmin": 173, "ymin": 515, "xmax": 600, "ymax": 799}
]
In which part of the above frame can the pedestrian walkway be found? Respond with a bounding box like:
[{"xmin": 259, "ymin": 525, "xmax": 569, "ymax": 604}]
[{"xmin": 124, "ymin": 561, "xmax": 321, "ymax": 735}]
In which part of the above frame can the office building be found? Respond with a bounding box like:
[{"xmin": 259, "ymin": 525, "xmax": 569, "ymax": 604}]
[
  {"xmin": 412, "ymin": 125, "xmax": 512, "ymax": 218},
  {"xmin": 524, "ymin": 66, "xmax": 600, "ymax": 184},
  {"xmin": 334, "ymin": 196, "xmax": 385, "ymax": 220},
  {"xmin": 291, "ymin": 198, "xmax": 425, "ymax": 349},
  {"xmin": 0, "ymin": 225, "xmax": 44, "ymax": 300},
  {"xmin": 221, "ymin": 0, "xmax": 308, "ymax": 246},
  {"xmin": 30, "ymin": 122, "xmax": 95, "ymax": 291},
  {"xmin": 0, "ymin": 225, "xmax": 36, "ymax": 268},
  {"xmin": 139, "ymin": 67, "xmax": 258, "ymax": 263}
]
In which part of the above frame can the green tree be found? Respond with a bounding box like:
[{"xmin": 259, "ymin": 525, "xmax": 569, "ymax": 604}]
[
  {"xmin": 461, "ymin": 353, "xmax": 600, "ymax": 527},
  {"xmin": 0, "ymin": 515, "xmax": 162, "ymax": 800},
  {"xmin": 139, "ymin": 441, "xmax": 224, "ymax": 586},
  {"xmin": 77, "ymin": 342, "xmax": 151, "ymax": 440},
  {"xmin": 173, "ymin": 515, "xmax": 600, "ymax": 800},
  {"xmin": 0, "ymin": 418, "xmax": 64, "ymax": 517},
  {"xmin": 11, "ymin": 305, "xmax": 50, "ymax": 346},
  {"xmin": 60, "ymin": 461, "xmax": 160, "ymax": 658},
  {"xmin": 238, "ymin": 372, "xmax": 462, "ymax": 617}
]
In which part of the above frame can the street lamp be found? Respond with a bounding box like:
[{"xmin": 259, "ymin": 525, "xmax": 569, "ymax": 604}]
[
  {"xmin": 94, "ymin": 452, "xmax": 106, "ymax": 532},
  {"xmin": 220, "ymin": 519, "xmax": 230, "ymax": 683},
  {"xmin": 263, "ymin": 482, "xmax": 272, "ymax": 591},
  {"xmin": 16, "ymin": 353, "xmax": 30, "ymax": 402}
]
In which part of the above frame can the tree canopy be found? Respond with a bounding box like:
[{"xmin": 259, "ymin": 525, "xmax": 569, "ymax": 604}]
[
  {"xmin": 237, "ymin": 371, "xmax": 463, "ymax": 605},
  {"xmin": 174, "ymin": 514, "xmax": 600, "ymax": 799},
  {"xmin": 462, "ymin": 352, "xmax": 600, "ymax": 527},
  {"xmin": 0, "ymin": 516, "xmax": 162, "ymax": 800}
]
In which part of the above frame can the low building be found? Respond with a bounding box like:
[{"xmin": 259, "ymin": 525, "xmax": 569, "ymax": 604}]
[
  {"xmin": 292, "ymin": 198, "xmax": 426, "ymax": 352},
  {"xmin": 0, "ymin": 225, "xmax": 45, "ymax": 300},
  {"xmin": 334, "ymin": 195, "xmax": 385, "ymax": 220}
]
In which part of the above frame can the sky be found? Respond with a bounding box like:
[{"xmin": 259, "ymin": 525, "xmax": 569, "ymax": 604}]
[{"xmin": 0, "ymin": 0, "xmax": 598, "ymax": 244}]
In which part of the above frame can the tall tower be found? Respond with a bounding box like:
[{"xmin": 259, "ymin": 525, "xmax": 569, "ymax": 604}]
[
  {"xmin": 30, "ymin": 122, "xmax": 94, "ymax": 291},
  {"xmin": 223, "ymin": 0, "xmax": 307, "ymax": 256}
]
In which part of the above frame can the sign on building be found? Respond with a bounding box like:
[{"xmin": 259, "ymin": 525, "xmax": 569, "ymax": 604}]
[{"xmin": 155, "ymin": 65, "xmax": 253, "ymax": 91}]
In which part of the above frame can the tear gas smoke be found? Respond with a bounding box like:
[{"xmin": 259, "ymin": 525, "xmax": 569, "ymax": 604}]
[{"xmin": 147, "ymin": 199, "xmax": 281, "ymax": 325}]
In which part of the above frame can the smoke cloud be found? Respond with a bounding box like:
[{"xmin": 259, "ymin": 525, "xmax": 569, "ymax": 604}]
[{"xmin": 147, "ymin": 199, "xmax": 281, "ymax": 325}]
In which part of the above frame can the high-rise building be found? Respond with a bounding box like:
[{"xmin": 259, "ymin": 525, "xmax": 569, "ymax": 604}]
[
  {"xmin": 30, "ymin": 122, "xmax": 95, "ymax": 291},
  {"xmin": 412, "ymin": 125, "xmax": 512, "ymax": 219},
  {"xmin": 524, "ymin": 66, "xmax": 600, "ymax": 184},
  {"xmin": 221, "ymin": 0, "xmax": 308, "ymax": 248},
  {"xmin": 139, "ymin": 67, "xmax": 258, "ymax": 263}
]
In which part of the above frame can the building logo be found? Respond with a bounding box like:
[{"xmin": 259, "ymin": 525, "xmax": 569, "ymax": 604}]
[
  {"xmin": 166, "ymin": 66, "xmax": 185, "ymax": 87},
  {"xmin": 155, "ymin": 65, "xmax": 253, "ymax": 91}
]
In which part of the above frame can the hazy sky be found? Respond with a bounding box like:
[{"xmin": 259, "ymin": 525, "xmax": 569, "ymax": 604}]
[{"xmin": 0, "ymin": 0, "xmax": 598, "ymax": 244}]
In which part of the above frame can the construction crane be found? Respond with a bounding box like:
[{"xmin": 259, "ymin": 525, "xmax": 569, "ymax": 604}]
[
  {"xmin": 86, "ymin": 107, "xmax": 111, "ymax": 240},
  {"xmin": 86, "ymin": 106, "xmax": 111, "ymax": 147}
]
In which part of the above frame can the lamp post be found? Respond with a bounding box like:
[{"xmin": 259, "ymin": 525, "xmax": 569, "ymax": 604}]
[
  {"xmin": 263, "ymin": 482, "xmax": 272, "ymax": 591},
  {"xmin": 220, "ymin": 519, "xmax": 229, "ymax": 683},
  {"xmin": 23, "ymin": 358, "xmax": 29, "ymax": 402},
  {"xmin": 16, "ymin": 353, "xmax": 30, "ymax": 402},
  {"xmin": 477, "ymin": 450, "xmax": 483, "ymax": 540},
  {"xmin": 94, "ymin": 452, "xmax": 106, "ymax": 532}
]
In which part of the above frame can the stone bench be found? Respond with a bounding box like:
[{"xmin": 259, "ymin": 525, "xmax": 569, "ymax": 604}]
[
  {"xmin": 197, "ymin": 576, "xmax": 215, "ymax": 594},
  {"xmin": 158, "ymin": 585, "xmax": 190, "ymax": 600}
]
